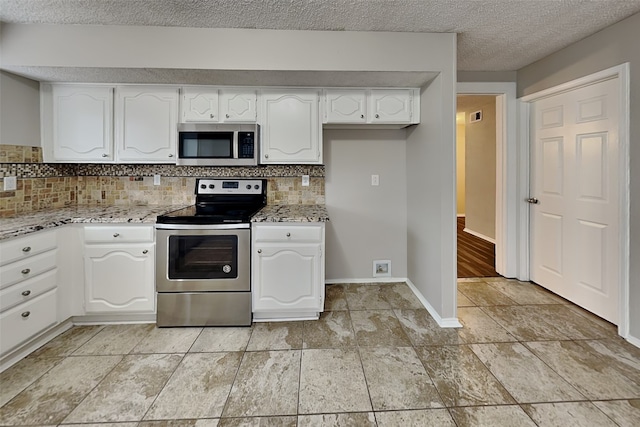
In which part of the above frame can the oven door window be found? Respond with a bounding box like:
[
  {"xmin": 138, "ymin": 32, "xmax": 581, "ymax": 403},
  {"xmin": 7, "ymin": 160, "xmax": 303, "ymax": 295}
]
[
  {"xmin": 179, "ymin": 132, "xmax": 234, "ymax": 158},
  {"xmin": 168, "ymin": 235, "xmax": 238, "ymax": 279}
]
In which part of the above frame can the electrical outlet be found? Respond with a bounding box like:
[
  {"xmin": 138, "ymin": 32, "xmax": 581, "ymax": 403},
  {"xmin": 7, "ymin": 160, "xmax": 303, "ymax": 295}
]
[
  {"xmin": 371, "ymin": 174, "xmax": 380, "ymax": 186},
  {"xmin": 302, "ymin": 175, "xmax": 310, "ymax": 187},
  {"xmin": 3, "ymin": 176, "xmax": 17, "ymax": 191},
  {"xmin": 154, "ymin": 174, "xmax": 161, "ymax": 186}
]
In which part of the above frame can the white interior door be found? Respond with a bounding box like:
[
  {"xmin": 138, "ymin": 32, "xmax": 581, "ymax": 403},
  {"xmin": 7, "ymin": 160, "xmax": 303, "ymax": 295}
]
[{"xmin": 530, "ymin": 77, "xmax": 619, "ymax": 324}]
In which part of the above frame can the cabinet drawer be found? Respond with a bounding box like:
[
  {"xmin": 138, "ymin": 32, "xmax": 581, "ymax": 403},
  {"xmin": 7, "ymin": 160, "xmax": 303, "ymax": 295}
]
[
  {"xmin": 0, "ymin": 288, "xmax": 58, "ymax": 356},
  {"xmin": 0, "ymin": 269, "xmax": 57, "ymax": 312},
  {"xmin": 84, "ymin": 225, "xmax": 154, "ymax": 243},
  {"xmin": 0, "ymin": 250, "xmax": 57, "ymax": 289},
  {"xmin": 253, "ymin": 225, "xmax": 323, "ymax": 243},
  {"xmin": 0, "ymin": 230, "xmax": 57, "ymax": 266}
]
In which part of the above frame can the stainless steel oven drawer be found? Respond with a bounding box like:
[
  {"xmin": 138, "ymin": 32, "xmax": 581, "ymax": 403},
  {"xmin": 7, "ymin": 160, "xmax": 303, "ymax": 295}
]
[{"xmin": 157, "ymin": 292, "xmax": 251, "ymax": 327}]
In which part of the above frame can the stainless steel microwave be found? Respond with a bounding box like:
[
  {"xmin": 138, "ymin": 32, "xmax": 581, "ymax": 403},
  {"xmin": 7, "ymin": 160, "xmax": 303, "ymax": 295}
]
[{"xmin": 177, "ymin": 123, "xmax": 259, "ymax": 166}]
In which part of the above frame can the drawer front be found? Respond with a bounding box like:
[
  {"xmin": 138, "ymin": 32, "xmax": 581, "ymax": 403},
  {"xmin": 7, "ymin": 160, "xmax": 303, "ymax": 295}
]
[
  {"xmin": 0, "ymin": 250, "xmax": 57, "ymax": 289},
  {"xmin": 253, "ymin": 225, "xmax": 323, "ymax": 243},
  {"xmin": 0, "ymin": 230, "xmax": 57, "ymax": 266},
  {"xmin": 0, "ymin": 288, "xmax": 58, "ymax": 356},
  {"xmin": 0, "ymin": 269, "xmax": 57, "ymax": 312},
  {"xmin": 84, "ymin": 225, "xmax": 154, "ymax": 243}
]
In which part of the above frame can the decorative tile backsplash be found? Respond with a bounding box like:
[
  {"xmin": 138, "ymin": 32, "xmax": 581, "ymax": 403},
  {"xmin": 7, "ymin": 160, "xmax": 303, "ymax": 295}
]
[
  {"xmin": 0, "ymin": 177, "xmax": 77, "ymax": 216},
  {"xmin": 0, "ymin": 144, "xmax": 325, "ymax": 216},
  {"xmin": 0, "ymin": 145, "xmax": 43, "ymax": 163}
]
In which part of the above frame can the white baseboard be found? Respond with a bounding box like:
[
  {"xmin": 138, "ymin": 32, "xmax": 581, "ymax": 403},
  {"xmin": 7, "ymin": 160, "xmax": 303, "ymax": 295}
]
[
  {"xmin": 406, "ymin": 279, "xmax": 462, "ymax": 328},
  {"xmin": 625, "ymin": 333, "xmax": 640, "ymax": 349},
  {"xmin": 325, "ymin": 277, "xmax": 408, "ymax": 284},
  {"xmin": 463, "ymin": 227, "xmax": 496, "ymax": 244}
]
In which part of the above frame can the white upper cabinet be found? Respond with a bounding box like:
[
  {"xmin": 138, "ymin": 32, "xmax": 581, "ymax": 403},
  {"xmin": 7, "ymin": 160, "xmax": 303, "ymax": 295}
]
[
  {"xmin": 180, "ymin": 87, "xmax": 256, "ymax": 123},
  {"xmin": 116, "ymin": 86, "xmax": 179, "ymax": 163},
  {"xmin": 323, "ymin": 88, "xmax": 419, "ymax": 127},
  {"xmin": 324, "ymin": 90, "xmax": 367, "ymax": 123},
  {"xmin": 220, "ymin": 90, "xmax": 257, "ymax": 122},
  {"xmin": 46, "ymin": 85, "xmax": 114, "ymax": 162},
  {"xmin": 369, "ymin": 89, "xmax": 413, "ymax": 123},
  {"xmin": 259, "ymin": 89, "xmax": 322, "ymax": 164},
  {"xmin": 181, "ymin": 87, "xmax": 219, "ymax": 122}
]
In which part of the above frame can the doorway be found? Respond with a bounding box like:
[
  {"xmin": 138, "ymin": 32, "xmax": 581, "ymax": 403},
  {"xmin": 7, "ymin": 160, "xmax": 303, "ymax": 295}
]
[{"xmin": 456, "ymin": 95, "xmax": 499, "ymax": 278}]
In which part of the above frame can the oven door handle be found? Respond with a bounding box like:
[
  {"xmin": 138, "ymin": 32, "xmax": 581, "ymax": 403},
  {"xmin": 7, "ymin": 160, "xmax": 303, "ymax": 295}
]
[{"xmin": 155, "ymin": 223, "xmax": 250, "ymax": 230}]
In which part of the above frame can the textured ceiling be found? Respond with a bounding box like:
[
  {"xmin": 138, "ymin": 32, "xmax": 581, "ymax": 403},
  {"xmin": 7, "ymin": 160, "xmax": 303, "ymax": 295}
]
[{"xmin": 1, "ymin": 0, "xmax": 640, "ymax": 71}]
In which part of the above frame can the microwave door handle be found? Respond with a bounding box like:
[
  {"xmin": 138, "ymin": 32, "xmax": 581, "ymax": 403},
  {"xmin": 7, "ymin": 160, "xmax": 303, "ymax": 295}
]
[{"xmin": 232, "ymin": 131, "xmax": 239, "ymax": 159}]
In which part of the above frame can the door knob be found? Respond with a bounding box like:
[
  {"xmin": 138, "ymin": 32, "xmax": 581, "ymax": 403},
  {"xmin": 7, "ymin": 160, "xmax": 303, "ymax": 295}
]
[{"xmin": 526, "ymin": 198, "xmax": 539, "ymax": 204}]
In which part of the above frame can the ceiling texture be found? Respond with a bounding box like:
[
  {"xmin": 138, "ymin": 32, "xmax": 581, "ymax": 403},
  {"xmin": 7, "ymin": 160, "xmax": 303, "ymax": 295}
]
[{"xmin": 1, "ymin": 0, "xmax": 640, "ymax": 71}]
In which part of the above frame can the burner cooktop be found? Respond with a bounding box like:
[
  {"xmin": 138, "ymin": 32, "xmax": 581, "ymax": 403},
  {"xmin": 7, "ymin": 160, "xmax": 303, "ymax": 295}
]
[{"xmin": 156, "ymin": 178, "xmax": 266, "ymax": 225}]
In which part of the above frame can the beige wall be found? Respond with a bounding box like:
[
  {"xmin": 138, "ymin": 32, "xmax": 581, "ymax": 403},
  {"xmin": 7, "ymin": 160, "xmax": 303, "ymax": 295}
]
[
  {"xmin": 407, "ymin": 68, "xmax": 458, "ymax": 322},
  {"xmin": 324, "ymin": 129, "xmax": 407, "ymax": 280},
  {"xmin": 457, "ymin": 95, "xmax": 496, "ymax": 240},
  {"xmin": 517, "ymin": 11, "xmax": 640, "ymax": 340},
  {"xmin": 456, "ymin": 117, "xmax": 466, "ymax": 215},
  {"xmin": 0, "ymin": 71, "xmax": 40, "ymax": 146}
]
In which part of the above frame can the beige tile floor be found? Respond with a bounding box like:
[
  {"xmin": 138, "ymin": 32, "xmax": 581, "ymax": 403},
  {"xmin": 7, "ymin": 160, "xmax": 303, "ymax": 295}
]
[{"xmin": 1, "ymin": 279, "xmax": 640, "ymax": 426}]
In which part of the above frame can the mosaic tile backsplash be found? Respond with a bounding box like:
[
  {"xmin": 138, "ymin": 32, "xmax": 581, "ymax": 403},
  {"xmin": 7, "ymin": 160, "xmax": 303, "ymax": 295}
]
[{"xmin": 1, "ymin": 145, "xmax": 325, "ymax": 217}]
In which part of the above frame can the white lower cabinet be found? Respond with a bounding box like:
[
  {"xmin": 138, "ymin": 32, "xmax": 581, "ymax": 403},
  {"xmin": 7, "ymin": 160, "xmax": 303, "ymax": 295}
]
[
  {"xmin": 83, "ymin": 226, "xmax": 155, "ymax": 314},
  {"xmin": 252, "ymin": 223, "xmax": 325, "ymax": 321},
  {"xmin": 0, "ymin": 289, "xmax": 58, "ymax": 356},
  {"xmin": 0, "ymin": 230, "xmax": 59, "ymax": 358}
]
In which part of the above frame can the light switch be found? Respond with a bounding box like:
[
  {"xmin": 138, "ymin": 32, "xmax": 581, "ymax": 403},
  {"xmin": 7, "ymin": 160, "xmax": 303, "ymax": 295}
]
[
  {"xmin": 302, "ymin": 175, "xmax": 310, "ymax": 187},
  {"xmin": 371, "ymin": 174, "xmax": 380, "ymax": 186},
  {"xmin": 153, "ymin": 174, "xmax": 161, "ymax": 186},
  {"xmin": 3, "ymin": 176, "xmax": 17, "ymax": 191}
]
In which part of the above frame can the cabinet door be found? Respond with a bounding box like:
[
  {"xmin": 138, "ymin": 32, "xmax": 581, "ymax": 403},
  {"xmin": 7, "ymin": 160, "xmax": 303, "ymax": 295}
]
[
  {"xmin": 181, "ymin": 87, "xmax": 219, "ymax": 122},
  {"xmin": 369, "ymin": 89, "xmax": 412, "ymax": 123},
  {"xmin": 324, "ymin": 90, "xmax": 366, "ymax": 123},
  {"xmin": 116, "ymin": 87, "xmax": 178, "ymax": 163},
  {"xmin": 51, "ymin": 85, "xmax": 113, "ymax": 161},
  {"xmin": 84, "ymin": 244, "xmax": 155, "ymax": 313},
  {"xmin": 260, "ymin": 90, "xmax": 321, "ymax": 164},
  {"xmin": 220, "ymin": 90, "xmax": 257, "ymax": 122},
  {"xmin": 253, "ymin": 244, "xmax": 322, "ymax": 312}
]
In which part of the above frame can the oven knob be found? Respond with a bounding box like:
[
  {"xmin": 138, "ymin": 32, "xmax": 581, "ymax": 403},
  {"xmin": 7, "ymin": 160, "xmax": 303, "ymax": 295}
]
[
  {"xmin": 209, "ymin": 184, "xmax": 215, "ymax": 189},
  {"xmin": 223, "ymin": 265, "xmax": 232, "ymax": 274},
  {"xmin": 200, "ymin": 184, "xmax": 206, "ymax": 189},
  {"xmin": 246, "ymin": 184, "xmax": 251, "ymax": 190},
  {"xmin": 254, "ymin": 185, "xmax": 259, "ymax": 190}
]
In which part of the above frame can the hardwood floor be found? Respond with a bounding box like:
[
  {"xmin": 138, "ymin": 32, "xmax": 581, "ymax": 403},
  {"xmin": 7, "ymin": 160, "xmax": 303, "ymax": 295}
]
[{"xmin": 457, "ymin": 216, "xmax": 499, "ymax": 278}]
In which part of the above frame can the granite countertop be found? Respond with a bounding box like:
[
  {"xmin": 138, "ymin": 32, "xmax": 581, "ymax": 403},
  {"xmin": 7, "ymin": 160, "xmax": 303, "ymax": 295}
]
[
  {"xmin": 251, "ymin": 204, "xmax": 330, "ymax": 223},
  {"xmin": 1, "ymin": 203, "xmax": 330, "ymax": 241},
  {"xmin": 0, "ymin": 205, "xmax": 188, "ymax": 241}
]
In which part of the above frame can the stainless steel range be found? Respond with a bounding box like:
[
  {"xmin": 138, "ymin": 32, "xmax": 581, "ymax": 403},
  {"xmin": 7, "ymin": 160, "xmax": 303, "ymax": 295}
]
[{"xmin": 155, "ymin": 178, "xmax": 266, "ymax": 327}]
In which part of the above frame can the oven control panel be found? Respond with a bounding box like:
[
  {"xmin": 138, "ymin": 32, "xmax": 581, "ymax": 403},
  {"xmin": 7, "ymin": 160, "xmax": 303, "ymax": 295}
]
[{"xmin": 196, "ymin": 179, "xmax": 265, "ymax": 195}]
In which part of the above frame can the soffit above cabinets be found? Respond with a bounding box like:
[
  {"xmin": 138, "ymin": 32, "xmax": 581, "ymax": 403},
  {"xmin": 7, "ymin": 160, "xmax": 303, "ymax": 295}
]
[
  {"xmin": 2, "ymin": 67, "xmax": 439, "ymax": 88},
  {"xmin": 2, "ymin": 1, "xmax": 640, "ymax": 71}
]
